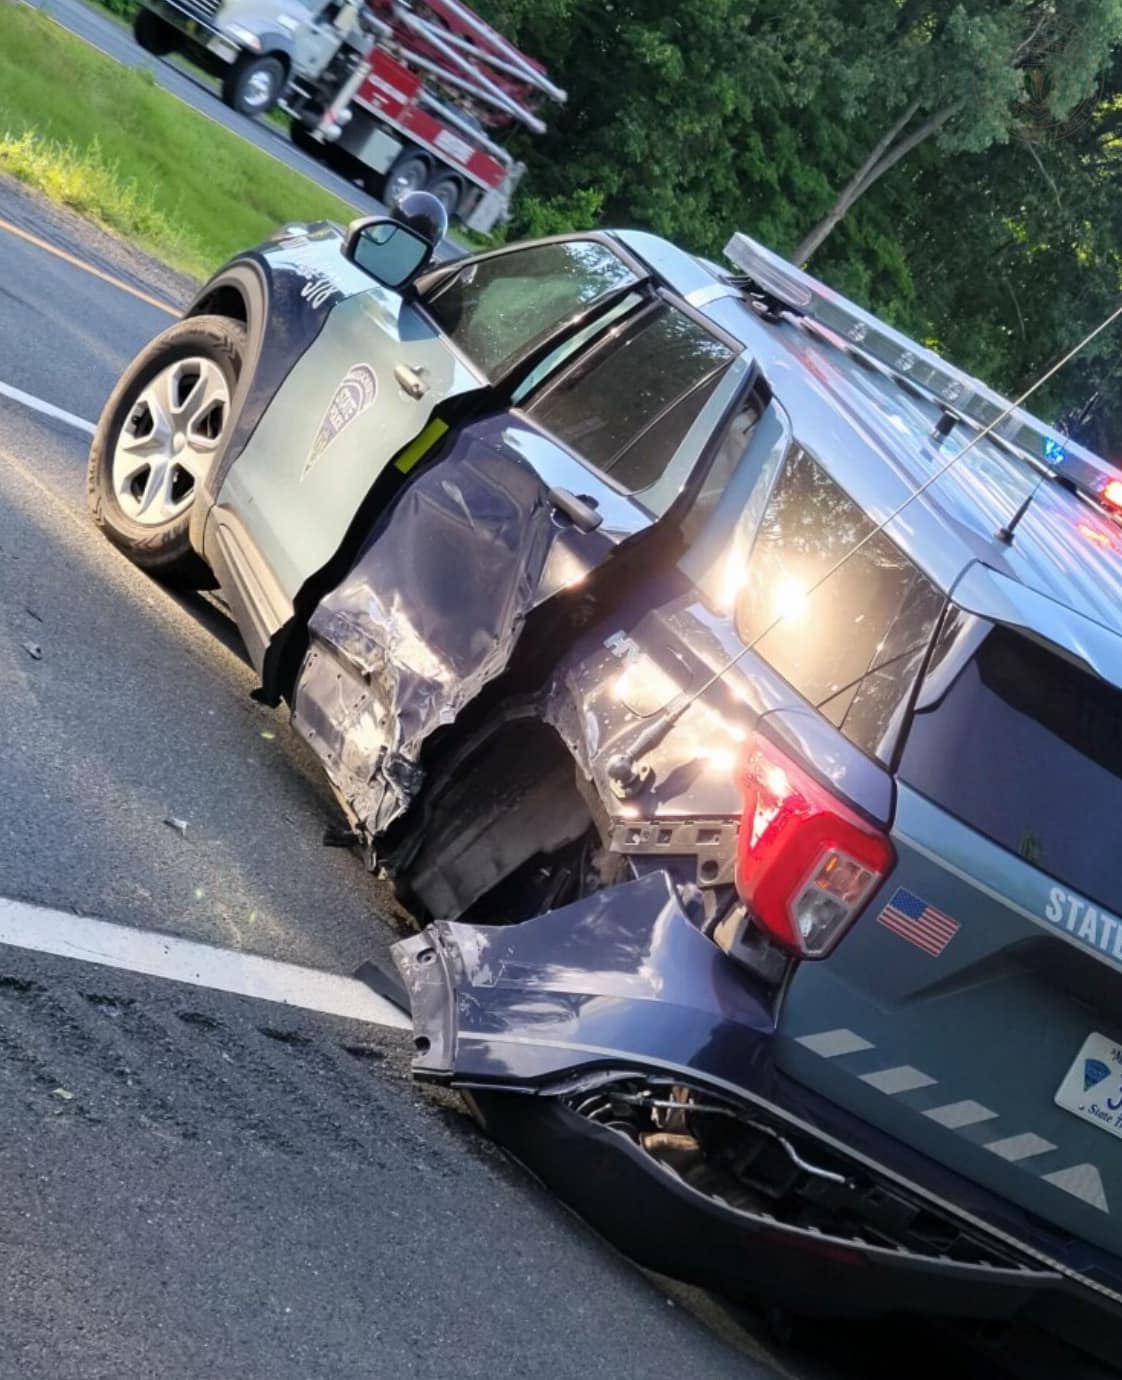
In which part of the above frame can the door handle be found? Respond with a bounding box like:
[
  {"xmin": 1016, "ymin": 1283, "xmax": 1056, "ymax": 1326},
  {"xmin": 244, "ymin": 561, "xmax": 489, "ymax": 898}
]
[
  {"xmin": 394, "ymin": 364, "xmax": 429, "ymax": 400},
  {"xmin": 547, "ymin": 487, "xmax": 602, "ymax": 533}
]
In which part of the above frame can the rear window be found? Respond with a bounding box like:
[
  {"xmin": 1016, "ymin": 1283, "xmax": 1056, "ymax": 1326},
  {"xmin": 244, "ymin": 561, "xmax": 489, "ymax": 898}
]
[
  {"xmin": 900, "ymin": 626, "xmax": 1122, "ymax": 915},
  {"xmin": 734, "ymin": 447, "xmax": 944, "ymax": 761},
  {"xmin": 525, "ymin": 302, "xmax": 733, "ymax": 500}
]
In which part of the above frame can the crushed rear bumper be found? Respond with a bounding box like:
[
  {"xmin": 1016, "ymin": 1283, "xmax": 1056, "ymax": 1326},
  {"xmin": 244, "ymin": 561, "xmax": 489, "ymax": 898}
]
[
  {"xmin": 471, "ymin": 1092, "xmax": 1054, "ymax": 1318},
  {"xmin": 392, "ymin": 872, "xmax": 1122, "ymax": 1361}
]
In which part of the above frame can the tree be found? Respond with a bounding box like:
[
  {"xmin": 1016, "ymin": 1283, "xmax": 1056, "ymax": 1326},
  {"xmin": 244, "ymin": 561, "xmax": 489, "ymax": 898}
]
[
  {"xmin": 793, "ymin": 1, "xmax": 1122, "ymax": 263},
  {"xmin": 475, "ymin": 0, "xmax": 876, "ymax": 256},
  {"xmin": 474, "ymin": 0, "xmax": 1122, "ymax": 452}
]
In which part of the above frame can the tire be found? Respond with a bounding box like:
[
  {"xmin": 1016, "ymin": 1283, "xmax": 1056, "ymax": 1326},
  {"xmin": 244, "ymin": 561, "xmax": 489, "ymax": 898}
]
[
  {"xmin": 383, "ymin": 152, "xmax": 429, "ymax": 208},
  {"xmin": 87, "ymin": 315, "xmax": 246, "ymax": 587},
  {"xmin": 289, "ymin": 116, "xmax": 321, "ymax": 158},
  {"xmin": 133, "ymin": 6, "xmax": 177, "ymax": 56},
  {"xmin": 222, "ymin": 53, "xmax": 285, "ymax": 116},
  {"xmin": 426, "ymin": 173, "xmax": 463, "ymax": 220}
]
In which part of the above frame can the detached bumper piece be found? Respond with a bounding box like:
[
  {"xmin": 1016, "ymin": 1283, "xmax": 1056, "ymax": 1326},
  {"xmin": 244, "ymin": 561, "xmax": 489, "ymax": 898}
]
[
  {"xmin": 476, "ymin": 1078, "xmax": 1052, "ymax": 1319},
  {"xmin": 392, "ymin": 871, "xmax": 778, "ymax": 1086},
  {"xmin": 391, "ymin": 873, "xmax": 1122, "ymax": 1357}
]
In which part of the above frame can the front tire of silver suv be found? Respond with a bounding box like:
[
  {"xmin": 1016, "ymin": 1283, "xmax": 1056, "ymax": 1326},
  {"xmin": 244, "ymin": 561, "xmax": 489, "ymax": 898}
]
[{"xmin": 87, "ymin": 314, "xmax": 245, "ymax": 587}]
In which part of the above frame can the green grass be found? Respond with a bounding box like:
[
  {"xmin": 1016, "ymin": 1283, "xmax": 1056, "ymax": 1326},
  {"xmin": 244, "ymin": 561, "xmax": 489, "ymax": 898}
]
[{"xmin": 0, "ymin": 5, "xmax": 360, "ymax": 277}]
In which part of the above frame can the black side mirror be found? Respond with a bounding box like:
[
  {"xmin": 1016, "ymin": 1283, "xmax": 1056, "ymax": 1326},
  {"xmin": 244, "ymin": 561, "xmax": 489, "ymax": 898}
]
[{"xmin": 342, "ymin": 217, "xmax": 435, "ymax": 292}]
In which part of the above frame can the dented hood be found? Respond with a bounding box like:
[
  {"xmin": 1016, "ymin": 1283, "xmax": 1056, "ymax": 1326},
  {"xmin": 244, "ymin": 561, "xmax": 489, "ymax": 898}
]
[{"xmin": 392, "ymin": 871, "xmax": 775, "ymax": 1089}]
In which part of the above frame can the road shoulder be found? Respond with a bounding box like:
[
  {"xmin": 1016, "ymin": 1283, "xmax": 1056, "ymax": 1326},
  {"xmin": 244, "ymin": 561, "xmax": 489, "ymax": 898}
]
[{"xmin": 0, "ymin": 169, "xmax": 196, "ymax": 308}]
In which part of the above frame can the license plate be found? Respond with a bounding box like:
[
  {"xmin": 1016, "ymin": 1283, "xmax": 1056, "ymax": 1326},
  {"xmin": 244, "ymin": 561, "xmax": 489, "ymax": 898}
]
[
  {"xmin": 207, "ymin": 36, "xmax": 239, "ymax": 61},
  {"xmin": 1055, "ymin": 1032, "xmax": 1122, "ymax": 1140}
]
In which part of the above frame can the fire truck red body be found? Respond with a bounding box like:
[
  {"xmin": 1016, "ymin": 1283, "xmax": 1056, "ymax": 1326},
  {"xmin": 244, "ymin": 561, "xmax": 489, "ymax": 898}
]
[
  {"xmin": 355, "ymin": 48, "xmax": 506, "ymax": 193},
  {"xmin": 286, "ymin": 0, "xmax": 565, "ymax": 232}
]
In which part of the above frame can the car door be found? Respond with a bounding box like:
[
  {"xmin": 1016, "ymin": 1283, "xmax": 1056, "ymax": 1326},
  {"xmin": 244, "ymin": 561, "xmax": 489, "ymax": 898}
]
[
  {"xmin": 213, "ymin": 236, "xmax": 643, "ymax": 667},
  {"xmin": 291, "ymin": 289, "xmax": 750, "ymax": 838}
]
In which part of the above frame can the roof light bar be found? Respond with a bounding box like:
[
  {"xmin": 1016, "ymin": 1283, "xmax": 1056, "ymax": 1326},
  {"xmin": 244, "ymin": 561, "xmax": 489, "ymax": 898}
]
[{"xmin": 724, "ymin": 232, "xmax": 1122, "ymax": 503}]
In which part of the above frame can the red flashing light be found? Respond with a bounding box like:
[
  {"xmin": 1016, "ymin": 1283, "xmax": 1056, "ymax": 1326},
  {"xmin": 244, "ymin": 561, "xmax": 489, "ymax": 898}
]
[
  {"xmin": 735, "ymin": 735, "xmax": 895, "ymax": 958},
  {"xmin": 1102, "ymin": 479, "xmax": 1122, "ymax": 514}
]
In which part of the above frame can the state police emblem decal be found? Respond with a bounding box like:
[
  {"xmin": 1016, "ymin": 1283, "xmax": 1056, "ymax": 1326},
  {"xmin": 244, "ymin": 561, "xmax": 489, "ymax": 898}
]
[{"xmin": 301, "ymin": 363, "xmax": 378, "ymax": 480}]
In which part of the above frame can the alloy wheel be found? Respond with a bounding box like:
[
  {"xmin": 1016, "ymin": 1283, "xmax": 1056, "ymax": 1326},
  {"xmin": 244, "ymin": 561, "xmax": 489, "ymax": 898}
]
[{"xmin": 111, "ymin": 356, "xmax": 229, "ymax": 527}]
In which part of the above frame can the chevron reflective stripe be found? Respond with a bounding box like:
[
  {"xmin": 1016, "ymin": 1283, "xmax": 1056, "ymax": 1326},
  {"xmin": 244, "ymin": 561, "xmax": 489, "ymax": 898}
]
[
  {"xmin": 793, "ymin": 1028, "xmax": 1111, "ymax": 1215},
  {"xmin": 860, "ymin": 1065, "xmax": 937, "ymax": 1094},
  {"xmin": 924, "ymin": 1100, "xmax": 998, "ymax": 1129},
  {"xmin": 795, "ymin": 1029, "xmax": 873, "ymax": 1057},
  {"xmin": 984, "ymin": 1133, "xmax": 1056, "ymax": 1162},
  {"xmin": 1043, "ymin": 1164, "xmax": 1109, "ymax": 1212}
]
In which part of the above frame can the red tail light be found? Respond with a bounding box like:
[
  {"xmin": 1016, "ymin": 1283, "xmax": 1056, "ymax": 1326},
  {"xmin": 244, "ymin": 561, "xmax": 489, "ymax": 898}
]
[{"xmin": 735, "ymin": 734, "xmax": 895, "ymax": 958}]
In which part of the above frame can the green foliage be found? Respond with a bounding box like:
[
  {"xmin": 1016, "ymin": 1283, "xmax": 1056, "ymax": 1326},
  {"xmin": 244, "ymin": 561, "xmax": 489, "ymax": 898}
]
[
  {"xmin": 509, "ymin": 187, "xmax": 604, "ymax": 241},
  {"xmin": 476, "ymin": 0, "xmax": 1122, "ymax": 441},
  {"xmin": 0, "ymin": 128, "xmax": 205, "ymax": 264}
]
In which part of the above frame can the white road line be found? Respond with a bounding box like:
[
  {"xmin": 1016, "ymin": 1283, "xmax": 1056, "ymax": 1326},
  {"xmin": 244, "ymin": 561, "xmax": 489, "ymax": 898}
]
[
  {"xmin": 0, "ymin": 380, "xmax": 96, "ymax": 436},
  {"xmin": 0, "ymin": 894, "xmax": 411, "ymax": 1030}
]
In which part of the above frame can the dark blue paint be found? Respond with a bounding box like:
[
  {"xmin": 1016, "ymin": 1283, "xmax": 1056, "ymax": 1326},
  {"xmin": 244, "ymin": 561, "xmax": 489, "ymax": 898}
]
[
  {"xmin": 396, "ymin": 868, "xmax": 1122, "ymax": 1303},
  {"xmin": 406, "ymin": 871, "xmax": 776, "ymax": 1086},
  {"xmin": 192, "ymin": 224, "xmax": 351, "ymax": 506}
]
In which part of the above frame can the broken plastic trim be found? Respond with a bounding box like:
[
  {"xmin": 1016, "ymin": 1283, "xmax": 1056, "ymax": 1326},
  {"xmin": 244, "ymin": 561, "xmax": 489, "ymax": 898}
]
[
  {"xmin": 560, "ymin": 1073, "xmax": 1038, "ymax": 1273},
  {"xmin": 468, "ymin": 1087, "xmax": 1060, "ymax": 1323}
]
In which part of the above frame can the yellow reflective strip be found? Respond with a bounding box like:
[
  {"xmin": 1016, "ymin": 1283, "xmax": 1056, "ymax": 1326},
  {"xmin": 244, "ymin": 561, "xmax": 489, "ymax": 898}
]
[
  {"xmin": 394, "ymin": 418, "xmax": 449, "ymax": 474},
  {"xmin": 0, "ymin": 215, "xmax": 178, "ymax": 315}
]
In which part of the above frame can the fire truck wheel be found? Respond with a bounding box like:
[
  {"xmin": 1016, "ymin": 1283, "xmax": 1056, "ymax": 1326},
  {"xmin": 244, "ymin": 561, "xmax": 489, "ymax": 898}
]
[
  {"xmin": 384, "ymin": 154, "xmax": 430, "ymax": 208},
  {"xmin": 426, "ymin": 175, "xmax": 463, "ymax": 219},
  {"xmin": 289, "ymin": 118, "xmax": 319, "ymax": 157},
  {"xmin": 223, "ymin": 54, "xmax": 286, "ymax": 116},
  {"xmin": 133, "ymin": 7, "xmax": 177, "ymax": 56}
]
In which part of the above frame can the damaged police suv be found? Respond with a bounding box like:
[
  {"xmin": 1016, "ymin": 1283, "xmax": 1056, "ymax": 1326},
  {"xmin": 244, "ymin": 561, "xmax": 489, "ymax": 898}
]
[{"xmin": 89, "ymin": 195, "xmax": 1122, "ymax": 1367}]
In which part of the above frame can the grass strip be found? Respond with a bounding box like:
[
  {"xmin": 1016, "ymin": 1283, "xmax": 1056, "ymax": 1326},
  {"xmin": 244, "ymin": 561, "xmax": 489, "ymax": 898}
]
[{"xmin": 0, "ymin": 5, "xmax": 359, "ymax": 277}]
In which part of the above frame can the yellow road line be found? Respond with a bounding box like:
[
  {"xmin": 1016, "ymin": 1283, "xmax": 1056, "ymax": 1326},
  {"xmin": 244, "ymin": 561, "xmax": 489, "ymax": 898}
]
[{"xmin": 0, "ymin": 214, "xmax": 179, "ymax": 316}]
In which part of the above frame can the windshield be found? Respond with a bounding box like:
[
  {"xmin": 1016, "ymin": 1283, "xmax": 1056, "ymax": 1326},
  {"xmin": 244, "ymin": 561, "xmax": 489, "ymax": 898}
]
[{"xmin": 899, "ymin": 624, "xmax": 1122, "ymax": 917}]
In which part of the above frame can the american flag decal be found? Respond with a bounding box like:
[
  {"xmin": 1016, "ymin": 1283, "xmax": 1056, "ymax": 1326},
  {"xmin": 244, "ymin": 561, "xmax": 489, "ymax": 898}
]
[{"xmin": 877, "ymin": 887, "xmax": 960, "ymax": 957}]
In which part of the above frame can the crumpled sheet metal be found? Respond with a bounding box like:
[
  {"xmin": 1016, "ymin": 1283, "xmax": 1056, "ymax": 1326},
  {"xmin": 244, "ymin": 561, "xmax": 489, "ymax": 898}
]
[
  {"xmin": 394, "ymin": 869, "xmax": 776, "ymax": 1086},
  {"xmin": 292, "ymin": 432, "xmax": 562, "ymax": 836}
]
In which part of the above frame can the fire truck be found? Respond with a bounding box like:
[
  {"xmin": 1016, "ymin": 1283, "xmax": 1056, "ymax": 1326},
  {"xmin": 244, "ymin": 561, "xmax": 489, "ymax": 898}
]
[{"xmin": 132, "ymin": 0, "xmax": 566, "ymax": 231}]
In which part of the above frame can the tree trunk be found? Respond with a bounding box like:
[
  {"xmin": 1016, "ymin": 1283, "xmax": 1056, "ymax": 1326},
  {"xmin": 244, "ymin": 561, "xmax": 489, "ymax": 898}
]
[{"xmin": 793, "ymin": 99, "xmax": 962, "ymax": 264}]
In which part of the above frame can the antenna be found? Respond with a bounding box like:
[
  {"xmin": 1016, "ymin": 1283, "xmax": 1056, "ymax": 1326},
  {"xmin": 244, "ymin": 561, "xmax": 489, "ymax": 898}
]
[
  {"xmin": 995, "ymin": 471, "xmax": 1050, "ymax": 545},
  {"xmin": 607, "ymin": 295, "xmax": 1122, "ymax": 795}
]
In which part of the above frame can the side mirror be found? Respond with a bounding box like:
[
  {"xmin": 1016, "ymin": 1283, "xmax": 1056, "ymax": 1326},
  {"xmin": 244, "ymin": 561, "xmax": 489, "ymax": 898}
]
[{"xmin": 342, "ymin": 217, "xmax": 435, "ymax": 292}]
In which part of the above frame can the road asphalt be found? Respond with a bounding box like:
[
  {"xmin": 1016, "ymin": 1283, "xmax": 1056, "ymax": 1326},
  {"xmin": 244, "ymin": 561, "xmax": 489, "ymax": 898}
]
[
  {"xmin": 0, "ymin": 172, "xmax": 1110, "ymax": 1380},
  {"xmin": 0, "ymin": 175, "xmax": 796, "ymax": 1380}
]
